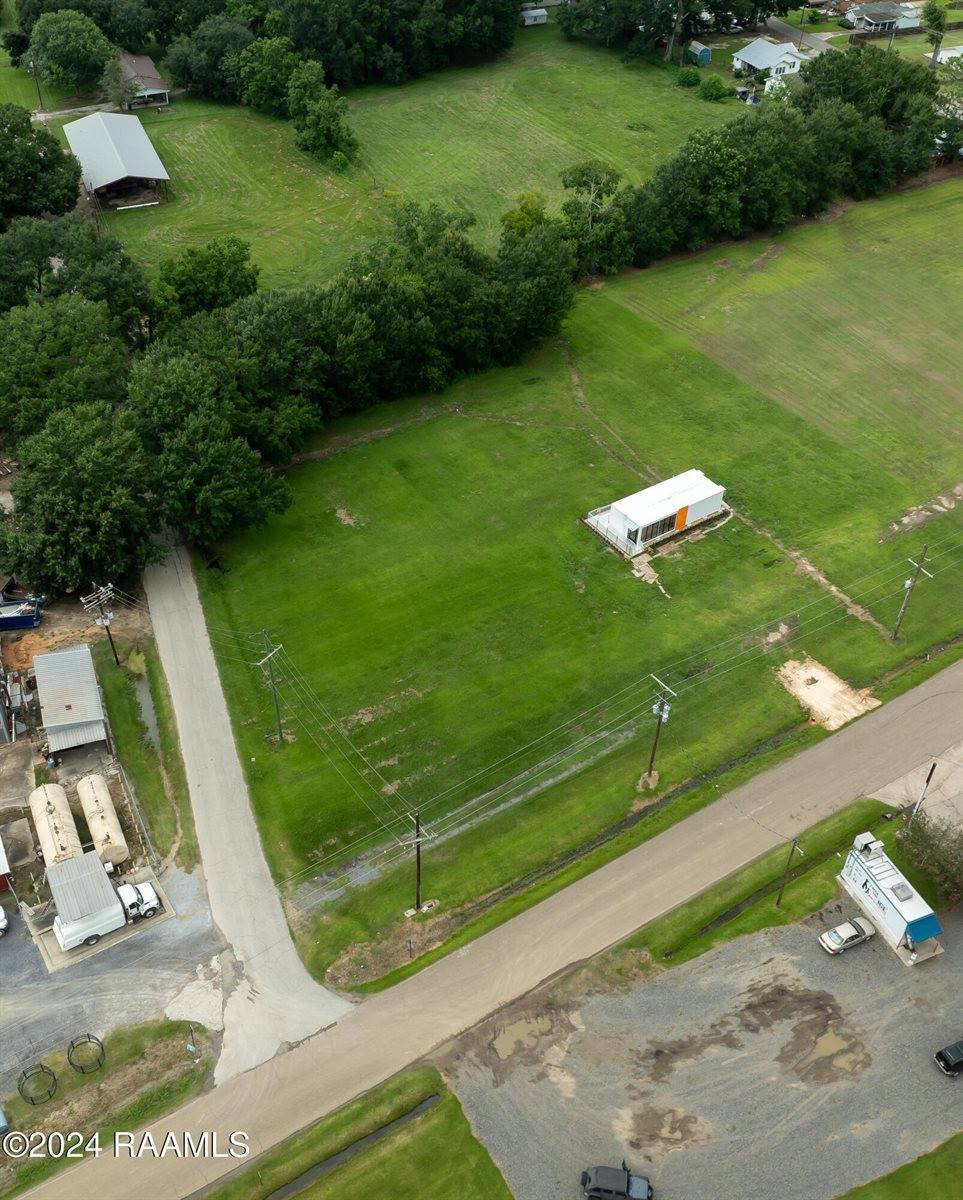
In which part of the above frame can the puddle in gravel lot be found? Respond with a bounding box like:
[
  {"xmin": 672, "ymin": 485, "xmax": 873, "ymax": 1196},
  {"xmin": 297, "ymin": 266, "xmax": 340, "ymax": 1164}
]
[{"xmin": 492, "ymin": 1016, "xmax": 554, "ymax": 1061}]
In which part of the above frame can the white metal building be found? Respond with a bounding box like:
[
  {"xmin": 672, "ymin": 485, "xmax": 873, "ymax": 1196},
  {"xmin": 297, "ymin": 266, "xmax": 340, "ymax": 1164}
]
[
  {"xmin": 521, "ymin": 7, "xmax": 548, "ymax": 24},
  {"xmin": 63, "ymin": 112, "xmax": 170, "ymax": 198},
  {"xmin": 839, "ymin": 832, "xmax": 943, "ymax": 964},
  {"xmin": 33, "ymin": 643, "xmax": 107, "ymax": 753},
  {"xmin": 585, "ymin": 469, "xmax": 726, "ymax": 556}
]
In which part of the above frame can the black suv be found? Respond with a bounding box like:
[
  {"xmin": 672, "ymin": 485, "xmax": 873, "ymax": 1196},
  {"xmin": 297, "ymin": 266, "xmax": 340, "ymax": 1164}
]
[
  {"xmin": 935, "ymin": 1040, "xmax": 963, "ymax": 1076},
  {"xmin": 581, "ymin": 1162, "xmax": 653, "ymax": 1199}
]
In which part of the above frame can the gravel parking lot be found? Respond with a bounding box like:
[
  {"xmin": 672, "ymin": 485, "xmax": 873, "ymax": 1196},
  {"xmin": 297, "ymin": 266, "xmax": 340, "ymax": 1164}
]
[
  {"xmin": 0, "ymin": 868, "xmax": 226, "ymax": 1091},
  {"xmin": 446, "ymin": 905, "xmax": 963, "ymax": 1200}
]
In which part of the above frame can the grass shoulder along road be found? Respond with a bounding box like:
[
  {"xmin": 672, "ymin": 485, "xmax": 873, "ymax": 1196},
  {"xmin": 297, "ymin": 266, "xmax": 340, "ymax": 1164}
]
[
  {"xmin": 837, "ymin": 1132, "xmax": 963, "ymax": 1199},
  {"xmin": 553, "ymin": 797, "xmax": 943, "ymax": 1001},
  {"xmin": 93, "ymin": 638, "xmax": 198, "ymax": 869},
  {"xmin": 204, "ymin": 1066, "xmax": 511, "ymax": 1200},
  {"xmin": 0, "ymin": 1019, "xmax": 213, "ymax": 1198}
]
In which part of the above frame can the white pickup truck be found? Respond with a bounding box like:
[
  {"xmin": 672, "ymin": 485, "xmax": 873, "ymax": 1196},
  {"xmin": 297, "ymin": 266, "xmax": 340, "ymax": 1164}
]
[{"xmin": 53, "ymin": 881, "xmax": 161, "ymax": 951}]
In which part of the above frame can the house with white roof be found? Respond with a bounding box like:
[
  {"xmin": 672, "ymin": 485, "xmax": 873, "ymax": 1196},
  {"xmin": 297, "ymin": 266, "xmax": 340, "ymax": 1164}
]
[
  {"xmin": 585, "ymin": 470, "xmax": 727, "ymax": 557},
  {"xmin": 63, "ymin": 112, "xmax": 169, "ymax": 204},
  {"xmin": 732, "ymin": 38, "xmax": 810, "ymax": 91}
]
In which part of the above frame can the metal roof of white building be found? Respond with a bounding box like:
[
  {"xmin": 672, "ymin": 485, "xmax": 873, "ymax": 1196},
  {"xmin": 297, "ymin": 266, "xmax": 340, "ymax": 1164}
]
[
  {"xmin": 47, "ymin": 851, "xmax": 119, "ymax": 922},
  {"xmin": 34, "ymin": 643, "xmax": 107, "ymax": 753},
  {"xmin": 611, "ymin": 469, "xmax": 724, "ymax": 527},
  {"xmin": 733, "ymin": 38, "xmax": 807, "ymax": 70},
  {"xmin": 63, "ymin": 112, "xmax": 170, "ymax": 192}
]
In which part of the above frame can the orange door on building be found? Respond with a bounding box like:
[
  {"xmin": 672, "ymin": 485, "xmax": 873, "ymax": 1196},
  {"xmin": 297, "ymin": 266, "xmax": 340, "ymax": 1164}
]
[{"xmin": 675, "ymin": 506, "xmax": 688, "ymax": 531}]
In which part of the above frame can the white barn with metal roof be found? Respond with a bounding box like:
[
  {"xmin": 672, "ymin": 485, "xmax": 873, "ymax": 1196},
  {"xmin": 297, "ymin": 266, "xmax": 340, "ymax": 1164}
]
[
  {"xmin": 63, "ymin": 112, "xmax": 169, "ymax": 197},
  {"xmin": 33, "ymin": 643, "xmax": 107, "ymax": 753},
  {"xmin": 586, "ymin": 469, "xmax": 726, "ymax": 555}
]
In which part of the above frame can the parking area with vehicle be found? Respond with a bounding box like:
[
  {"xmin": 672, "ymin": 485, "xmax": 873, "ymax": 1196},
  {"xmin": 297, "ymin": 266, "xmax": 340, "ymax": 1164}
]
[{"xmin": 447, "ymin": 903, "xmax": 963, "ymax": 1200}]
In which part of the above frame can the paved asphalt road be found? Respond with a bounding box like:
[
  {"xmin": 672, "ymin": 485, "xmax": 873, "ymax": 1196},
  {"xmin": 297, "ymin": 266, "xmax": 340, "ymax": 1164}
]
[
  {"xmin": 29, "ymin": 654, "xmax": 963, "ymax": 1199},
  {"xmin": 451, "ymin": 913, "xmax": 963, "ymax": 1200},
  {"xmin": 143, "ymin": 541, "xmax": 351, "ymax": 1085}
]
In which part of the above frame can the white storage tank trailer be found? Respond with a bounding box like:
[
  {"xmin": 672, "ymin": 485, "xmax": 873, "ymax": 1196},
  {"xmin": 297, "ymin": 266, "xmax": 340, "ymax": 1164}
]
[
  {"xmin": 840, "ymin": 832, "xmax": 943, "ymax": 963},
  {"xmin": 77, "ymin": 774, "xmax": 129, "ymax": 867},
  {"xmin": 29, "ymin": 784, "xmax": 83, "ymax": 866}
]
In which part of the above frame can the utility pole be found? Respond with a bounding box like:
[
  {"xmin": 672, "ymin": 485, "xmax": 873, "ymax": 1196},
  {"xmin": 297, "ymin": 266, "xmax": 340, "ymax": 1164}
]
[
  {"xmin": 81, "ymin": 583, "xmax": 119, "ymax": 666},
  {"xmin": 775, "ymin": 837, "xmax": 804, "ymax": 908},
  {"xmin": 645, "ymin": 674, "xmax": 677, "ymax": 784},
  {"xmin": 891, "ymin": 544, "xmax": 931, "ymax": 642},
  {"xmin": 258, "ymin": 631, "xmax": 284, "ymax": 745},
  {"xmin": 414, "ymin": 810, "xmax": 422, "ymax": 912},
  {"xmin": 908, "ymin": 761, "xmax": 939, "ymax": 827},
  {"xmin": 28, "ymin": 57, "xmax": 44, "ymax": 114}
]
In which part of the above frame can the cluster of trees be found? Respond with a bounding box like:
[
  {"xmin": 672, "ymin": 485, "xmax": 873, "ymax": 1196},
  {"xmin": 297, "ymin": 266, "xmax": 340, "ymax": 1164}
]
[
  {"xmin": 555, "ymin": 47, "xmax": 943, "ymax": 275},
  {"xmin": 168, "ymin": 27, "xmax": 356, "ymax": 163},
  {"xmin": 557, "ymin": 0, "xmax": 792, "ymax": 60},
  {"xmin": 0, "ymin": 104, "xmax": 81, "ymax": 231},
  {"xmin": 0, "ymin": 192, "xmax": 573, "ymax": 590}
]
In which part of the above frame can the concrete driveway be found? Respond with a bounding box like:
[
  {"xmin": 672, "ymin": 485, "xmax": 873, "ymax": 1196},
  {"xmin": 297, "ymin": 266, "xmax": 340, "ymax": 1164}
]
[
  {"xmin": 449, "ymin": 907, "xmax": 963, "ymax": 1200},
  {"xmin": 0, "ymin": 869, "xmax": 224, "ymax": 1093},
  {"xmin": 144, "ymin": 541, "xmax": 352, "ymax": 1084}
]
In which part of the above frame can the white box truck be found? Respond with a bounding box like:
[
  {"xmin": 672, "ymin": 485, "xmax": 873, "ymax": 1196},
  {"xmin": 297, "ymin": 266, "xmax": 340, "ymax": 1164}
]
[{"xmin": 48, "ymin": 852, "xmax": 161, "ymax": 951}]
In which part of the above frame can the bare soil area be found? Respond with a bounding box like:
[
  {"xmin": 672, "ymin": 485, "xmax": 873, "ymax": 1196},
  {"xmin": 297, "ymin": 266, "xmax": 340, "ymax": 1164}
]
[{"xmin": 776, "ymin": 657, "xmax": 881, "ymax": 731}]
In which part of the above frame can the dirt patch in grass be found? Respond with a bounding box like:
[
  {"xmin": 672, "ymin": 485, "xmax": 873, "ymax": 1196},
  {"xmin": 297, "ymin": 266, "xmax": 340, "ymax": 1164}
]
[
  {"xmin": 2, "ymin": 598, "xmax": 151, "ymax": 672},
  {"xmin": 881, "ymin": 482, "xmax": 963, "ymax": 541},
  {"xmin": 777, "ymin": 657, "xmax": 881, "ymax": 731}
]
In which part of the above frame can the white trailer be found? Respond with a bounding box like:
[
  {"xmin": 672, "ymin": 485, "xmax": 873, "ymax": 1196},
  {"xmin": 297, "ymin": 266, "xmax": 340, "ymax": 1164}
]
[{"xmin": 839, "ymin": 833, "xmax": 943, "ymax": 964}]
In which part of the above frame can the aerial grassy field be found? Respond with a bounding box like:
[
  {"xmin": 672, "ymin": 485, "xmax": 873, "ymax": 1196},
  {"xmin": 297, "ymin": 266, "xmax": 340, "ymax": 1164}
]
[
  {"xmin": 198, "ymin": 180, "xmax": 963, "ymax": 985},
  {"xmin": 97, "ymin": 25, "xmax": 737, "ymax": 286}
]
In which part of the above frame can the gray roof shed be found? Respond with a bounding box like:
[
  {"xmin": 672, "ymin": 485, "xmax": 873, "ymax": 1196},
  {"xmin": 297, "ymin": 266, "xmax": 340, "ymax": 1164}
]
[
  {"xmin": 34, "ymin": 643, "xmax": 107, "ymax": 753},
  {"xmin": 63, "ymin": 112, "xmax": 170, "ymax": 193},
  {"xmin": 47, "ymin": 851, "xmax": 120, "ymax": 921}
]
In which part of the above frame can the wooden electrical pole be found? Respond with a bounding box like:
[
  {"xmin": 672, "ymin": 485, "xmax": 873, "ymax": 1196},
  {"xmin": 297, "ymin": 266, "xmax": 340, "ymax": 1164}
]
[
  {"xmin": 775, "ymin": 838, "xmax": 803, "ymax": 908},
  {"xmin": 891, "ymin": 544, "xmax": 930, "ymax": 642},
  {"xmin": 414, "ymin": 810, "xmax": 422, "ymax": 912},
  {"xmin": 647, "ymin": 699, "xmax": 669, "ymax": 779},
  {"xmin": 259, "ymin": 631, "xmax": 284, "ymax": 745}
]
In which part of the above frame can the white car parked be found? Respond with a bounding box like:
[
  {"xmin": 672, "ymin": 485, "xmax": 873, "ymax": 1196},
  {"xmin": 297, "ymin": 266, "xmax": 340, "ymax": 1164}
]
[{"xmin": 819, "ymin": 916, "xmax": 875, "ymax": 955}]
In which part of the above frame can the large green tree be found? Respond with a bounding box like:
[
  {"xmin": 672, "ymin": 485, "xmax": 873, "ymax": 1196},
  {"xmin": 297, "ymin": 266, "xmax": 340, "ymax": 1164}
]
[
  {"xmin": 0, "ymin": 294, "xmax": 127, "ymax": 439},
  {"xmin": 127, "ymin": 350, "xmax": 289, "ymax": 544},
  {"xmin": 0, "ymin": 215, "xmax": 152, "ymax": 342},
  {"xmin": 28, "ymin": 9, "xmax": 113, "ymax": 92},
  {"xmin": 0, "ymin": 104, "xmax": 80, "ymax": 231},
  {"xmin": 0, "ymin": 402, "xmax": 160, "ymax": 591},
  {"xmin": 158, "ymin": 235, "xmax": 260, "ymax": 322},
  {"xmin": 287, "ymin": 59, "xmax": 357, "ymax": 161},
  {"xmin": 237, "ymin": 35, "xmax": 299, "ymax": 115},
  {"xmin": 166, "ymin": 15, "xmax": 253, "ymax": 100}
]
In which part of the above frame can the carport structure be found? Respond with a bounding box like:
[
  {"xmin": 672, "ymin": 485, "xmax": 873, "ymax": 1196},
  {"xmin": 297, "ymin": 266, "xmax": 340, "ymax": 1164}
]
[{"xmin": 63, "ymin": 112, "xmax": 170, "ymax": 207}]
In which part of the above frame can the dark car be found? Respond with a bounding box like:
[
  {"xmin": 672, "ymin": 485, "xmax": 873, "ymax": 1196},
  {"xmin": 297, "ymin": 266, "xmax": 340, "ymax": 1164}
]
[
  {"xmin": 935, "ymin": 1040, "xmax": 963, "ymax": 1077},
  {"xmin": 581, "ymin": 1161, "xmax": 653, "ymax": 1199}
]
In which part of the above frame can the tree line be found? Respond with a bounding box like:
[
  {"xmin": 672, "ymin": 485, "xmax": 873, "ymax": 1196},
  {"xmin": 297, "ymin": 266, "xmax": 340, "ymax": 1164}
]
[
  {"xmin": 0, "ymin": 167, "xmax": 574, "ymax": 590},
  {"xmin": 553, "ymin": 46, "xmax": 946, "ymax": 276}
]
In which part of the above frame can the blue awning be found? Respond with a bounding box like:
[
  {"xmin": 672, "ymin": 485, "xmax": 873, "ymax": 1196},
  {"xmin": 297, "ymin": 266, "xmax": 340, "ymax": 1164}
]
[{"xmin": 907, "ymin": 913, "xmax": 942, "ymax": 942}]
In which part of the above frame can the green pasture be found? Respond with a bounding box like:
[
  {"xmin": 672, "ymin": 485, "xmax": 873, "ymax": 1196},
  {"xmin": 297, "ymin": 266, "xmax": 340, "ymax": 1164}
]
[
  {"xmin": 94, "ymin": 26, "xmax": 734, "ymax": 287},
  {"xmin": 198, "ymin": 184, "xmax": 963, "ymax": 986}
]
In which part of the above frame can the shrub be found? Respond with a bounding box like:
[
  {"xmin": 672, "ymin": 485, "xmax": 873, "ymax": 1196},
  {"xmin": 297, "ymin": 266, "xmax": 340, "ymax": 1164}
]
[
  {"xmin": 698, "ymin": 74, "xmax": 731, "ymax": 102},
  {"xmin": 329, "ymin": 150, "xmax": 349, "ymax": 173},
  {"xmin": 677, "ymin": 66, "xmax": 700, "ymax": 87}
]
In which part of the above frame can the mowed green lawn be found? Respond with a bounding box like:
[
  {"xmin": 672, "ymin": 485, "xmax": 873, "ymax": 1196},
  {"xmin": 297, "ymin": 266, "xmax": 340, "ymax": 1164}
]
[
  {"xmin": 98, "ymin": 25, "xmax": 736, "ymax": 286},
  {"xmin": 198, "ymin": 184, "xmax": 963, "ymax": 984}
]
